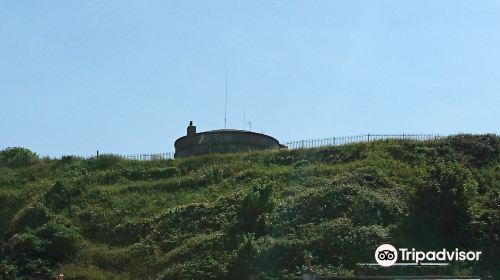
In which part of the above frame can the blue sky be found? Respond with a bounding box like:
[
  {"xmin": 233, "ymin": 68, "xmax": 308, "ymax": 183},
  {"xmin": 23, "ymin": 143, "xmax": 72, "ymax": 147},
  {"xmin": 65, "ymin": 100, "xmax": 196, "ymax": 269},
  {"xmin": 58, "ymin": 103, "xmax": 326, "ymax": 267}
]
[{"xmin": 1, "ymin": 1, "xmax": 499, "ymax": 157}]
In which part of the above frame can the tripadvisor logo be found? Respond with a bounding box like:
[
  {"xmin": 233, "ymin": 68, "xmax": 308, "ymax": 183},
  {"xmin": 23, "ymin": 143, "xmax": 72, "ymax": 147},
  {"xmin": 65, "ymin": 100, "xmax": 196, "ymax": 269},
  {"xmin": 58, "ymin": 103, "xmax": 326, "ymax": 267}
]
[
  {"xmin": 374, "ymin": 244, "xmax": 482, "ymax": 267},
  {"xmin": 375, "ymin": 244, "xmax": 398, "ymax": 267}
]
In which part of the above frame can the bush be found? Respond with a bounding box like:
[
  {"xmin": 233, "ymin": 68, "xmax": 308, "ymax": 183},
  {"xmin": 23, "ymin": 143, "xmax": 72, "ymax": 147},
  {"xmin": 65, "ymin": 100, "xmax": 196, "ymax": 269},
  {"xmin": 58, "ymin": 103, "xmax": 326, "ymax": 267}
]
[
  {"xmin": 0, "ymin": 147, "xmax": 38, "ymax": 168},
  {"xmin": 5, "ymin": 219, "xmax": 81, "ymax": 278},
  {"xmin": 406, "ymin": 161, "xmax": 478, "ymax": 248},
  {"xmin": 278, "ymin": 182, "xmax": 404, "ymax": 227},
  {"xmin": 44, "ymin": 180, "xmax": 82, "ymax": 212},
  {"xmin": 86, "ymin": 155, "xmax": 124, "ymax": 171},
  {"xmin": 232, "ymin": 182, "xmax": 277, "ymax": 236},
  {"xmin": 6, "ymin": 203, "xmax": 51, "ymax": 237},
  {"xmin": 448, "ymin": 134, "xmax": 500, "ymax": 167},
  {"xmin": 306, "ymin": 219, "xmax": 389, "ymax": 267},
  {"xmin": 0, "ymin": 260, "xmax": 18, "ymax": 280},
  {"xmin": 227, "ymin": 234, "xmax": 259, "ymax": 279},
  {"xmin": 35, "ymin": 221, "xmax": 81, "ymax": 262},
  {"xmin": 9, "ymin": 220, "xmax": 81, "ymax": 262}
]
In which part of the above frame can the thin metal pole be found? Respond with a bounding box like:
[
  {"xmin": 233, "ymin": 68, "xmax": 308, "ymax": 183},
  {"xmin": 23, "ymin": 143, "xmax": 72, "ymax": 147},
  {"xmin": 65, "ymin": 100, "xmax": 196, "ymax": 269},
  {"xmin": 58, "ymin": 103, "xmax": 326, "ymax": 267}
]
[{"xmin": 224, "ymin": 70, "xmax": 228, "ymax": 129}]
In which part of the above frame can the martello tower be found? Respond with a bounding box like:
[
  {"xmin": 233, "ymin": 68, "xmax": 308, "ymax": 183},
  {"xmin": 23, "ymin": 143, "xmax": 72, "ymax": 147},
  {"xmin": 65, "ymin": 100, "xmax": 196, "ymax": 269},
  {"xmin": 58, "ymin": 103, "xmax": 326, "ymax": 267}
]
[{"xmin": 174, "ymin": 121, "xmax": 283, "ymax": 158}]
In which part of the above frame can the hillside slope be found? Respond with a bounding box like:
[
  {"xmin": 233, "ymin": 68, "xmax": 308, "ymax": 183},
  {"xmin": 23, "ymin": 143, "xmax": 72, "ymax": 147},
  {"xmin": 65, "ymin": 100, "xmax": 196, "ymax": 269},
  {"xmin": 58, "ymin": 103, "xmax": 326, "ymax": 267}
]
[{"xmin": 0, "ymin": 135, "xmax": 499, "ymax": 279}]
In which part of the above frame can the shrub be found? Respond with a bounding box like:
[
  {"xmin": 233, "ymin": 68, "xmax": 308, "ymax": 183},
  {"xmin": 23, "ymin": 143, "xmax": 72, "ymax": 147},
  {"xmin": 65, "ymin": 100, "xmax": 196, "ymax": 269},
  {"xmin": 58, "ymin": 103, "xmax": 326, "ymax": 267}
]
[
  {"xmin": 406, "ymin": 161, "xmax": 478, "ymax": 248},
  {"xmin": 448, "ymin": 134, "xmax": 500, "ymax": 167},
  {"xmin": 0, "ymin": 260, "xmax": 18, "ymax": 280},
  {"xmin": 86, "ymin": 155, "xmax": 124, "ymax": 171},
  {"xmin": 7, "ymin": 203, "xmax": 51, "ymax": 237},
  {"xmin": 0, "ymin": 147, "xmax": 38, "ymax": 168},
  {"xmin": 36, "ymin": 221, "xmax": 81, "ymax": 262},
  {"xmin": 306, "ymin": 219, "xmax": 389, "ymax": 267},
  {"xmin": 8, "ymin": 220, "xmax": 81, "ymax": 264},
  {"xmin": 5, "ymin": 219, "xmax": 81, "ymax": 279},
  {"xmin": 44, "ymin": 180, "xmax": 82, "ymax": 212},
  {"xmin": 227, "ymin": 234, "xmax": 259, "ymax": 279},
  {"xmin": 278, "ymin": 182, "xmax": 404, "ymax": 227},
  {"xmin": 232, "ymin": 182, "xmax": 277, "ymax": 236}
]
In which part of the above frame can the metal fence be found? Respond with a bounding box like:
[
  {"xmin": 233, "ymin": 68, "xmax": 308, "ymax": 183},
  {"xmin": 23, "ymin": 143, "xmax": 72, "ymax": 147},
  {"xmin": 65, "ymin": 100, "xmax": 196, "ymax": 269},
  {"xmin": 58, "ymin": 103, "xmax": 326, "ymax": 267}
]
[
  {"xmin": 51, "ymin": 152, "xmax": 176, "ymax": 161},
  {"xmin": 116, "ymin": 153, "xmax": 174, "ymax": 161},
  {"xmin": 283, "ymin": 134, "xmax": 445, "ymax": 150},
  {"xmin": 56, "ymin": 133, "xmax": 490, "ymax": 161}
]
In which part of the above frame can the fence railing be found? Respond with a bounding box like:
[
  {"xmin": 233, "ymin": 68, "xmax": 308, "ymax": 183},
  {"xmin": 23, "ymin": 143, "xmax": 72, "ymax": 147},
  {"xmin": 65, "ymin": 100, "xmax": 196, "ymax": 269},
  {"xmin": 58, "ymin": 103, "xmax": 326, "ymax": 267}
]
[
  {"xmin": 282, "ymin": 134, "xmax": 445, "ymax": 150},
  {"xmin": 116, "ymin": 153, "xmax": 174, "ymax": 161},
  {"xmin": 54, "ymin": 133, "xmax": 487, "ymax": 161}
]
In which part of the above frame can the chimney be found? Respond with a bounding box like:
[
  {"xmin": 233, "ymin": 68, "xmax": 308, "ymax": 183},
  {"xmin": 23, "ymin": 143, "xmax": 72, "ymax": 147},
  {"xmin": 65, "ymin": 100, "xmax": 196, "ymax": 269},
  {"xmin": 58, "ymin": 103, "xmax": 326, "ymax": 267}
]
[{"xmin": 187, "ymin": 121, "xmax": 196, "ymax": 136}]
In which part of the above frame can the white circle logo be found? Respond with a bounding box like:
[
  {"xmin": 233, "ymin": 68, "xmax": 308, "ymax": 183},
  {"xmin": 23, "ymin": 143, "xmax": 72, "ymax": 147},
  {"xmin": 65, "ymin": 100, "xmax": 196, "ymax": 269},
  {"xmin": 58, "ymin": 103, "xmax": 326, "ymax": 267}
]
[{"xmin": 375, "ymin": 244, "xmax": 398, "ymax": 267}]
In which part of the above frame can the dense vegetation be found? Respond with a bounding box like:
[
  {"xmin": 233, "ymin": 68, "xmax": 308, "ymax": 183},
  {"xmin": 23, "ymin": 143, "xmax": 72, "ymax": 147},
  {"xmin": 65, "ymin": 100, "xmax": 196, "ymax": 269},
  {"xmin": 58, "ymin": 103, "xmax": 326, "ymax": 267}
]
[{"xmin": 0, "ymin": 135, "xmax": 499, "ymax": 279}]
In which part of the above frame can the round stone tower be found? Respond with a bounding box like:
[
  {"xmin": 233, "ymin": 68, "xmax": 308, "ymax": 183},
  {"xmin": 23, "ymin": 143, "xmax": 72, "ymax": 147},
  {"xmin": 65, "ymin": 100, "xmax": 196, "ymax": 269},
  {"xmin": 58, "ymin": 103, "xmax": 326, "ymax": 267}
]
[{"xmin": 174, "ymin": 121, "xmax": 282, "ymax": 158}]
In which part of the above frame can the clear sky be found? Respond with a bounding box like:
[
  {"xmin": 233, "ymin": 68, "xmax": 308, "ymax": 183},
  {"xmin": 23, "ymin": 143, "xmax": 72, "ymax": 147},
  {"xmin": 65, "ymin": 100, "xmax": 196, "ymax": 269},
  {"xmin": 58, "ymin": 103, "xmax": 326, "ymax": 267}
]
[{"xmin": 1, "ymin": 1, "xmax": 499, "ymax": 157}]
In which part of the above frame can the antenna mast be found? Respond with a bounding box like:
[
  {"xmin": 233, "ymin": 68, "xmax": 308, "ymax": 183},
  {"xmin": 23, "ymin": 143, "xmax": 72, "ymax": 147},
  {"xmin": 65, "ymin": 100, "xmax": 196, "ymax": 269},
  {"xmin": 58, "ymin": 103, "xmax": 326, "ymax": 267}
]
[{"xmin": 224, "ymin": 70, "xmax": 228, "ymax": 129}]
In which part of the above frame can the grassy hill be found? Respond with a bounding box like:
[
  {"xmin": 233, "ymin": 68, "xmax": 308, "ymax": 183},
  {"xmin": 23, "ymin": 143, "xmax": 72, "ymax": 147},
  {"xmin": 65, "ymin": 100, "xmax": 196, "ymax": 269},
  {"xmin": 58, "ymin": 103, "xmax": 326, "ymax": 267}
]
[{"xmin": 0, "ymin": 135, "xmax": 499, "ymax": 279}]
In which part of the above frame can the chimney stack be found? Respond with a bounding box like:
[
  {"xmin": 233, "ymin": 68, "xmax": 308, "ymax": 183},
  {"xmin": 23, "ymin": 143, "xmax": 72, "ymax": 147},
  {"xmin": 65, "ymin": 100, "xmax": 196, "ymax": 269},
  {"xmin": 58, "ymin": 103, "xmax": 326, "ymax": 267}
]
[{"xmin": 187, "ymin": 121, "xmax": 196, "ymax": 136}]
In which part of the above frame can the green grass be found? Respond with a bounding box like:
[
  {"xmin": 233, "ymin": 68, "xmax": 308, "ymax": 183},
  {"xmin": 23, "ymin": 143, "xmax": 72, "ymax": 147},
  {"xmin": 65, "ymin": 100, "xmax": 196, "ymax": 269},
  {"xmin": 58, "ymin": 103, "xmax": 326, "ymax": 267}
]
[{"xmin": 0, "ymin": 134, "xmax": 499, "ymax": 279}]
